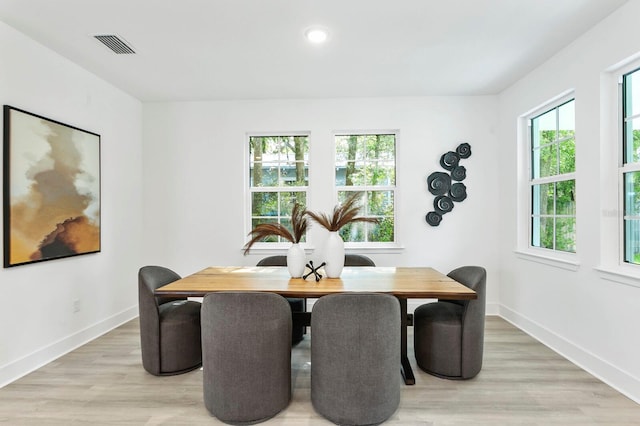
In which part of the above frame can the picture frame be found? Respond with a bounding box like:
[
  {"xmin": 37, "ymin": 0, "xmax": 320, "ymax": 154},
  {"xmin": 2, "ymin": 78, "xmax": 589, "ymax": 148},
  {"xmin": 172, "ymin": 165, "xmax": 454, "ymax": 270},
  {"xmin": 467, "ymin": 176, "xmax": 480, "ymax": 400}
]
[{"xmin": 3, "ymin": 106, "xmax": 101, "ymax": 267}]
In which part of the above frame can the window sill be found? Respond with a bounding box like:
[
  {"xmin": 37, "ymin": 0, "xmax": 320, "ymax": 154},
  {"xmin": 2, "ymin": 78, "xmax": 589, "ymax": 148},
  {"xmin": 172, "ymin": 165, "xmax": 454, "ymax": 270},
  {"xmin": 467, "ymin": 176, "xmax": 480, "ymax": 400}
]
[
  {"xmin": 595, "ymin": 265, "xmax": 640, "ymax": 289},
  {"xmin": 514, "ymin": 249, "xmax": 580, "ymax": 271},
  {"xmin": 243, "ymin": 241, "xmax": 405, "ymax": 254},
  {"xmin": 241, "ymin": 244, "xmax": 315, "ymax": 255},
  {"xmin": 344, "ymin": 244, "xmax": 405, "ymax": 254}
]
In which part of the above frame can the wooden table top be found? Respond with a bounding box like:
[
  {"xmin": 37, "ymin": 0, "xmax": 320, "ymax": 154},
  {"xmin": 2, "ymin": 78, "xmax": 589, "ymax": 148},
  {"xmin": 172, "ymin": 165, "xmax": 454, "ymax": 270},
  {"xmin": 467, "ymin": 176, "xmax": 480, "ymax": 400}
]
[{"xmin": 155, "ymin": 266, "xmax": 477, "ymax": 299}]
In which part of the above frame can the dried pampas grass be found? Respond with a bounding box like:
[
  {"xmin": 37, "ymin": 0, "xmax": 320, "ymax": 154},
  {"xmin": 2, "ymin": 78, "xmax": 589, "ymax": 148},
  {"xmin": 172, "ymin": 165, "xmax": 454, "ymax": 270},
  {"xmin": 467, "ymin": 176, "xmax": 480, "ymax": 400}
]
[
  {"xmin": 305, "ymin": 192, "xmax": 379, "ymax": 232},
  {"xmin": 243, "ymin": 202, "xmax": 308, "ymax": 254}
]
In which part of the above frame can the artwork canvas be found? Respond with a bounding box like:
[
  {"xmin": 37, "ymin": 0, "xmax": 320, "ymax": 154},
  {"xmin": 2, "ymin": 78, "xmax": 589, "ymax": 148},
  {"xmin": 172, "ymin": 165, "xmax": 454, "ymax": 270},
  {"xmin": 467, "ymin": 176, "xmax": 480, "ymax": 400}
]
[{"xmin": 3, "ymin": 106, "xmax": 101, "ymax": 267}]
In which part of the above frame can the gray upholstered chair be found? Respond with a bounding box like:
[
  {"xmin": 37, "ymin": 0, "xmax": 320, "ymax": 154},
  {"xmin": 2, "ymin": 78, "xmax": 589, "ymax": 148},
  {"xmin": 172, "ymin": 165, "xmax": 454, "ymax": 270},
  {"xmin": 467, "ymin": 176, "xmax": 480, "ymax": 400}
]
[
  {"xmin": 344, "ymin": 254, "xmax": 375, "ymax": 266},
  {"xmin": 202, "ymin": 292, "xmax": 292, "ymax": 424},
  {"xmin": 311, "ymin": 293, "xmax": 400, "ymax": 425},
  {"xmin": 256, "ymin": 255, "xmax": 306, "ymax": 344},
  {"xmin": 413, "ymin": 266, "xmax": 486, "ymax": 379},
  {"xmin": 138, "ymin": 265, "xmax": 202, "ymax": 376}
]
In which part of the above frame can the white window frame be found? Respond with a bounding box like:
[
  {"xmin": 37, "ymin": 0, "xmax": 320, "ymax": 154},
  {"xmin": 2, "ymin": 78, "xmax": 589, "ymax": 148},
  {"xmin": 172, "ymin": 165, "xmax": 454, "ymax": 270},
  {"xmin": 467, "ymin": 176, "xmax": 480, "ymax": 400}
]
[
  {"xmin": 516, "ymin": 91, "xmax": 579, "ymax": 269},
  {"xmin": 620, "ymin": 66, "xmax": 640, "ymax": 266},
  {"xmin": 595, "ymin": 56, "xmax": 640, "ymax": 286},
  {"xmin": 244, "ymin": 131, "xmax": 310, "ymax": 252},
  {"xmin": 333, "ymin": 130, "xmax": 400, "ymax": 250}
]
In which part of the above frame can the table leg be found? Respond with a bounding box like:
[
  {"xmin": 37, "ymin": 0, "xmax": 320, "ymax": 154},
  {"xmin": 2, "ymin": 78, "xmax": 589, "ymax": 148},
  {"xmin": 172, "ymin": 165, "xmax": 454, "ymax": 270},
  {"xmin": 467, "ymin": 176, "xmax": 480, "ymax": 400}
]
[{"xmin": 398, "ymin": 297, "xmax": 415, "ymax": 385}]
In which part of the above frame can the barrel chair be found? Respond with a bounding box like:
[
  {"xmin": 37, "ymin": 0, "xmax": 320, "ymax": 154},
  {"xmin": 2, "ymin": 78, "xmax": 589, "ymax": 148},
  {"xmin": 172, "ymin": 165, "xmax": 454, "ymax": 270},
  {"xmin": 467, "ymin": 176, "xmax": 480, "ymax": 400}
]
[
  {"xmin": 138, "ymin": 265, "xmax": 202, "ymax": 376},
  {"xmin": 202, "ymin": 292, "xmax": 292, "ymax": 424},
  {"xmin": 311, "ymin": 293, "xmax": 400, "ymax": 425},
  {"xmin": 413, "ymin": 266, "xmax": 487, "ymax": 379}
]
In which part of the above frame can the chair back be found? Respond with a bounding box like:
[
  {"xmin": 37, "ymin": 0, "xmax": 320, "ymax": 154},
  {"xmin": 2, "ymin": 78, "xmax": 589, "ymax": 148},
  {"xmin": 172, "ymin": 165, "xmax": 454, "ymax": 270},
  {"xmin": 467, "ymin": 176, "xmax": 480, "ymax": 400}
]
[
  {"xmin": 258, "ymin": 254, "xmax": 374, "ymax": 267},
  {"xmin": 447, "ymin": 265, "xmax": 486, "ymax": 378},
  {"xmin": 137, "ymin": 265, "xmax": 184, "ymax": 375},
  {"xmin": 256, "ymin": 255, "xmax": 287, "ymax": 266},
  {"xmin": 202, "ymin": 292, "xmax": 292, "ymax": 423},
  {"xmin": 344, "ymin": 254, "xmax": 375, "ymax": 266},
  {"xmin": 311, "ymin": 293, "xmax": 399, "ymax": 425},
  {"xmin": 139, "ymin": 265, "xmax": 183, "ymax": 307}
]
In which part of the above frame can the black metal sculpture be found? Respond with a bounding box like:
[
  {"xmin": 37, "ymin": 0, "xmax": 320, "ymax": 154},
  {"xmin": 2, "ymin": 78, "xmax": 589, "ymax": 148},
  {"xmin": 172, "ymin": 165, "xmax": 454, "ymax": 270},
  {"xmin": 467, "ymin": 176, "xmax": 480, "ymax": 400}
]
[
  {"xmin": 303, "ymin": 260, "xmax": 326, "ymax": 282},
  {"xmin": 426, "ymin": 143, "xmax": 472, "ymax": 226}
]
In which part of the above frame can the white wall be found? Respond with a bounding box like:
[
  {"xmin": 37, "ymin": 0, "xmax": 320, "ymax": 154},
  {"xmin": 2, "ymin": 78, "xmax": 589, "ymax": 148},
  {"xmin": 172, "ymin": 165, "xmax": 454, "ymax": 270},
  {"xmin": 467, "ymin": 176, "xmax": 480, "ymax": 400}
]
[
  {"xmin": 0, "ymin": 21, "xmax": 143, "ymax": 386},
  {"xmin": 497, "ymin": 1, "xmax": 640, "ymax": 403},
  {"xmin": 142, "ymin": 96, "xmax": 501, "ymax": 310}
]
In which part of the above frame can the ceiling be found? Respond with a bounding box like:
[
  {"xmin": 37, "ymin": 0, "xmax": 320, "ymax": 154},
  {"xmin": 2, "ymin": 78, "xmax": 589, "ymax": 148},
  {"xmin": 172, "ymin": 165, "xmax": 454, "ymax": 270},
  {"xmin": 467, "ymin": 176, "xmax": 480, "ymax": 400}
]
[{"xmin": 0, "ymin": 0, "xmax": 629, "ymax": 102}]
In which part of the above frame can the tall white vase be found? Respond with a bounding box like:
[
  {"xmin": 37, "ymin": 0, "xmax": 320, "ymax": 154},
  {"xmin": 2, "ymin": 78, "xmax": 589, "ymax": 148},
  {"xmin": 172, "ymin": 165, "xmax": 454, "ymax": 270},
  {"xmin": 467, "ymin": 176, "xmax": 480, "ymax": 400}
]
[
  {"xmin": 287, "ymin": 243, "xmax": 306, "ymax": 278},
  {"xmin": 324, "ymin": 231, "xmax": 345, "ymax": 278}
]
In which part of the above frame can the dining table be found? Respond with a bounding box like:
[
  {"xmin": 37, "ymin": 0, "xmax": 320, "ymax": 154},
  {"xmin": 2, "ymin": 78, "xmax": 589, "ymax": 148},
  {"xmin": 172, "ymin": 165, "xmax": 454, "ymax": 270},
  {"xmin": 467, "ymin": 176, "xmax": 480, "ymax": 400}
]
[{"xmin": 154, "ymin": 265, "xmax": 477, "ymax": 385}]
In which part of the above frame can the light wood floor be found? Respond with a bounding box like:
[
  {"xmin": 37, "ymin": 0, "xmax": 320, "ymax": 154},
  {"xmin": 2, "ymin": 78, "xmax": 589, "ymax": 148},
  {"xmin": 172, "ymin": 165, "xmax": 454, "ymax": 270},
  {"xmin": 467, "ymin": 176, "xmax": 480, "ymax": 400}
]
[{"xmin": 0, "ymin": 316, "xmax": 638, "ymax": 425}]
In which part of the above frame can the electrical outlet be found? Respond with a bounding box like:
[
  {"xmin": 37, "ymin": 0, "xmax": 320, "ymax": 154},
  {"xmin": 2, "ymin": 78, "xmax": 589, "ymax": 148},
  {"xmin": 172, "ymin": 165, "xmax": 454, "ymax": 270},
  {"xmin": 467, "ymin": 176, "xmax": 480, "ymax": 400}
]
[{"xmin": 73, "ymin": 299, "xmax": 81, "ymax": 313}]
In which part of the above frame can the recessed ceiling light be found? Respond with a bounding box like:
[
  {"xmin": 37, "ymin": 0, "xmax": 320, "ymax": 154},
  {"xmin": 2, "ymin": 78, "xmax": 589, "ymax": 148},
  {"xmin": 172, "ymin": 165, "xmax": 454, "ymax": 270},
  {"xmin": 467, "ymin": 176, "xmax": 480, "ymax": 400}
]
[{"xmin": 305, "ymin": 27, "xmax": 329, "ymax": 44}]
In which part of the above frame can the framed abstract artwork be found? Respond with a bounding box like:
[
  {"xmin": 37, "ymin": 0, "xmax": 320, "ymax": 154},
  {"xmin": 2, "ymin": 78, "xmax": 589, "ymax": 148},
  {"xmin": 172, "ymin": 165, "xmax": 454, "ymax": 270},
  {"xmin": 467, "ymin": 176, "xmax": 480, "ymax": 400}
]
[{"xmin": 3, "ymin": 106, "xmax": 101, "ymax": 267}]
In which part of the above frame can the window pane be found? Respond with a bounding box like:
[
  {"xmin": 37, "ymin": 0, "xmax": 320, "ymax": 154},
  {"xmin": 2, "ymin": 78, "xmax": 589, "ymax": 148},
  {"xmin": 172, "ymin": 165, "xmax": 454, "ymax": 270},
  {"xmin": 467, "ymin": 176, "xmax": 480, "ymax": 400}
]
[
  {"xmin": 366, "ymin": 160, "xmax": 396, "ymax": 186},
  {"xmin": 558, "ymin": 139, "xmax": 575, "ymax": 174},
  {"xmin": 538, "ymin": 144, "xmax": 557, "ymax": 178},
  {"xmin": 531, "ymin": 183, "xmax": 553, "ymax": 216},
  {"xmin": 337, "ymin": 190, "xmax": 364, "ymax": 205},
  {"xmin": 280, "ymin": 136, "xmax": 309, "ymax": 161},
  {"xmin": 367, "ymin": 190, "xmax": 393, "ymax": 216},
  {"xmin": 339, "ymin": 222, "xmax": 366, "ymax": 242},
  {"xmin": 250, "ymin": 162, "xmax": 279, "ymax": 187},
  {"xmin": 624, "ymin": 219, "xmax": 640, "ymax": 264},
  {"xmin": 279, "ymin": 192, "xmax": 306, "ymax": 215},
  {"xmin": 368, "ymin": 216, "xmax": 394, "ymax": 242},
  {"xmin": 252, "ymin": 192, "xmax": 278, "ymax": 216},
  {"xmin": 251, "ymin": 218, "xmax": 278, "ymax": 242},
  {"xmin": 624, "ymin": 69, "xmax": 640, "ymax": 118},
  {"xmin": 556, "ymin": 180, "xmax": 575, "ymax": 216},
  {"xmin": 624, "ymin": 172, "xmax": 640, "ymax": 217},
  {"xmin": 623, "ymin": 117, "xmax": 640, "ymax": 164},
  {"xmin": 555, "ymin": 217, "xmax": 576, "ymax": 253},
  {"xmin": 335, "ymin": 163, "xmax": 347, "ymax": 186},
  {"xmin": 532, "ymin": 217, "xmax": 554, "ymax": 249},
  {"xmin": 280, "ymin": 162, "xmax": 308, "ymax": 186},
  {"xmin": 279, "ymin": 218, "xmax": 306, "ymax": 243},
  {"xmin": 335, "ymin": 135, "xmax": 365, "ymax": 162},
  {"xmin": 365, "ymin": 134, "xmax": 395, "ymax": 160},
  {"xmin": 249, "ymin": 137, "xmax": 263, "ymax": 162},
  {"xmin": 532, "ymin": 109, "xmax": 556, "ymax": 149},
  {"xmin": 338, "ymin": 162, "xmax": 365, "ymax": 186},
  {"xmin": 558, "ymin": 101, "xmax": 575, "ymax": 140},
  {"xmin": 265, "ymin": 137, "xmax": 283, "ymax": 156}
]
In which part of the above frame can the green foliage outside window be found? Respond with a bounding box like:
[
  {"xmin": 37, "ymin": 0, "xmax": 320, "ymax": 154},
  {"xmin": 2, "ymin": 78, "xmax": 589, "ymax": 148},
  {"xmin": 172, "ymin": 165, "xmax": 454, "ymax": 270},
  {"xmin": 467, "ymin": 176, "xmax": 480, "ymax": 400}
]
[
  {"xmin": 336, "ymin": 134, "xmax": 396, "ymax": 243},
  {"xmin": 530, "ymin": 100, "xmax": 576, "ymax": 253},
  {"xmin": 249, "ymin": 135, "xmax": 308, "ymax": 243}
]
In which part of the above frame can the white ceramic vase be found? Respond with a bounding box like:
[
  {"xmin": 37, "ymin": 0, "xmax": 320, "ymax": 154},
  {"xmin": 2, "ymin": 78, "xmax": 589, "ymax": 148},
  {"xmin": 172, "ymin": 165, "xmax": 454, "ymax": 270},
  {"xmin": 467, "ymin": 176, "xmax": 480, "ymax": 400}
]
[
  {"xmin": 287, "ymin": 243, "xmax": 306, "ymax": 278},
  {"xmin": 324, "ymin": 231, "xmax": 345, "ymax": 278}
]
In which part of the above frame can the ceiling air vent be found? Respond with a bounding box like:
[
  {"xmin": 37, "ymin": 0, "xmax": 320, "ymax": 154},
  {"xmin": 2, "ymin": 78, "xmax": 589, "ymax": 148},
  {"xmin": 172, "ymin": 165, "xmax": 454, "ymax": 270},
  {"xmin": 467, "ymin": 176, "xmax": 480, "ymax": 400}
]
[{"xmin": 93, "ymin": 34, "xmax": 135, "ymax": 54}]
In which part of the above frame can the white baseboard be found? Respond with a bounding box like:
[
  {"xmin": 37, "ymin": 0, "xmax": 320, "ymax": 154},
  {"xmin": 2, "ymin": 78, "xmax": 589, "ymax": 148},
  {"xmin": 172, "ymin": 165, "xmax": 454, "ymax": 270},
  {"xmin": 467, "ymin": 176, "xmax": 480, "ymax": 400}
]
[
  {"xmin": 499, "ymin": 304, "xmax": 640, "ymax": 405},
  {"xmin": 0, "ymin": 306, "xmax": 138, "ymax": 388}
]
